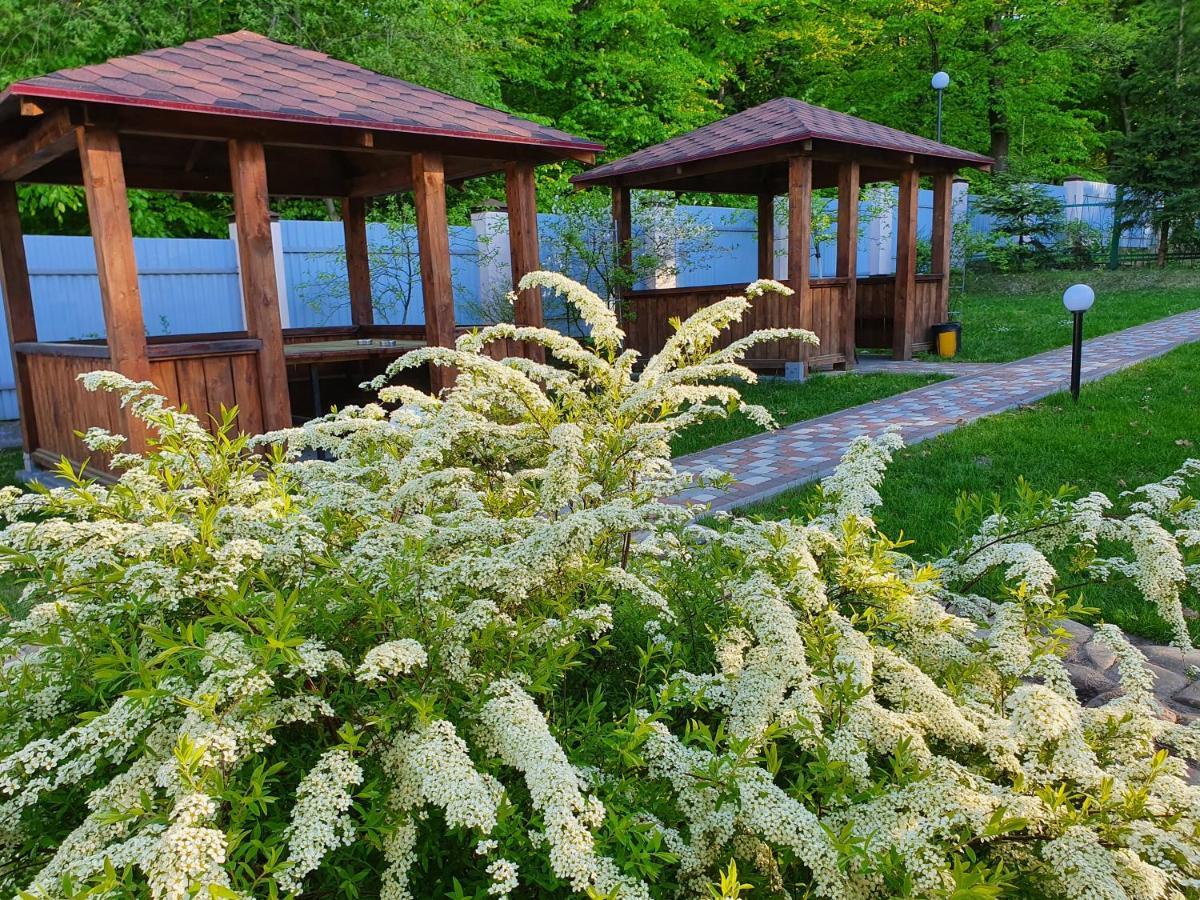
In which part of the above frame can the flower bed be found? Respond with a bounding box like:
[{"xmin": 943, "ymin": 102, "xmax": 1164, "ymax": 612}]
[{"xmin": 0, "ymin": 274, "xmax": 1198, "ymax": 899}]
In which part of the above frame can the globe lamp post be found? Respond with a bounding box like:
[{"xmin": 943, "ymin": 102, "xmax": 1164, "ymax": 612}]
[
  {"xmin": 1063, "ymin": 283, "xmax": 1095, "ymax": 402},
  {"xmin": 931, "ymin": 71, "xmax": 950, "ymax": 142}
]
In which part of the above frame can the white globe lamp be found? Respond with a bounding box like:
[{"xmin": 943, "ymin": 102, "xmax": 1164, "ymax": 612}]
[
  {"xmin": 931, "ymin": 72, "xmax": 950, "ymax": 142},
  {"xmin": 1062, "ymin": 283, "xmax": 1095, "ymax": 312}
]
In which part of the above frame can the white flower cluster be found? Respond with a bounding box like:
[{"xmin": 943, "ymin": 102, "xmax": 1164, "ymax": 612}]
[
  {"xmin": 1, "ymin": 275, "xmax": 1198, "ymax": 899},
  {"xmin": 356, "ymin": 638, "xmax": 428, "ymax": 683},
  {"xmin": 277, "ymin": 748, "xmax": 364, "ymax": 893}
]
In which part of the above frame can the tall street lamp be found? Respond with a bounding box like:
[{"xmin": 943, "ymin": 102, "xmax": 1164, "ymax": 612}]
[
  {"xmin": 1063, "ymin": 283, "xmax": 1095, "ymax": 402},
  {"xmin": 931, "ymin": 71, "xmax": 950, "ymax": 143}
]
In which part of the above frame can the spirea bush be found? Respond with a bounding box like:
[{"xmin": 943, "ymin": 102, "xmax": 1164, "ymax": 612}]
[{"xmin": 1, "ymin": 273, "xmax": 1199, "ymax": 899}]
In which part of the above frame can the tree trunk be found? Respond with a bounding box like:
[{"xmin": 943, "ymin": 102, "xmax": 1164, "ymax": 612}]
[
  {"xmin": 1157, "ymin": 221, "xmax": 1170, "ymax": 267},
  {"xmin": 985, "ymin": 13, "xmax": 1009, "ymax": 171}
]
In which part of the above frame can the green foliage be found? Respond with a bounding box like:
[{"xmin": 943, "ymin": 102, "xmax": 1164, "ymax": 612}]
[
  {"xmin": 0, "ymin": 0, "xmax": 1183, "ymax": 237},
  {"xmin": 972, "ymin": 177, "xmax": 1064, "ymax": 272},
  {"xmin": 1, "ymin": 277, "xmax": 1199, "ymax": 898},
  {"xmin": 1108, "ymin": 0, "xmax": 1200, "ymax": 263}
]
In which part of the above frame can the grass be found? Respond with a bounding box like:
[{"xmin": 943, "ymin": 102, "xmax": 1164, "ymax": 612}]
[
  {"xmin": 0, "ymin": 448, "xmax": 25, "ymax": 618},
  {"xmin": 0, "ymin": 449, "xmax": 20, "ymax": 489},
  {"xmin": 743, "ymin": 341, "xmax": 1200, "ymax": 643},
  {"xmin": 935, "ymin": 267, "xmax": 1200, "ymax": 363},
  {"xmin": 670, "ymin": 372, "xmax": 946, "ymax": 457}
]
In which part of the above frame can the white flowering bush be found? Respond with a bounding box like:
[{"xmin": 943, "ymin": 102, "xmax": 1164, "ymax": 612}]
[{"xmin": 1, "ymin": 273, "xmax": 1199, "ymax": 899}]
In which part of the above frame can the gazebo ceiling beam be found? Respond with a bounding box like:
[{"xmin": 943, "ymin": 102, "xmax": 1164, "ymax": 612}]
[
  {"xmin": 24, "ymin": 155, "xmax": 350, "ymax": 198},
  {"xmin": 596, "ymin": 143, "xmax": 971, "ymax": 195},
  {"xmin": 95, "ymin": 104, "xmax": 594, "ymax": 166},
  {"xmin": 23, "ymin": 136, "xmax": 510, "ymax": 198},
  {"xmin": 0, "ymin": 106, "xmax": 76, "ymax": 180}
]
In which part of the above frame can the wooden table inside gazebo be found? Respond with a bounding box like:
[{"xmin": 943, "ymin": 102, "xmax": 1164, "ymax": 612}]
[
  {"xmin": 0, "ymin": 31, "xmax": 601, "ymax": 473},
  {"xmin": 573, "ymin": 98, "xmax": 990, "ymax": 375}
]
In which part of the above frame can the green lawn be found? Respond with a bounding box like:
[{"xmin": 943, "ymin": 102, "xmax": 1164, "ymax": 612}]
[
  {"xmin": 670, "ymin": 372, "xmax": 945, "ymax": 457},
  {"xmin": 935, "ymin": 268, "xmax": 1200, "ymax": 363},
  {"xmin": 0, "ymin": 449, "xmax": 20, "ymax": 488},
  {"xmin": 743, "ymin": 341, "xmax": 1200, "ymax": 643}
]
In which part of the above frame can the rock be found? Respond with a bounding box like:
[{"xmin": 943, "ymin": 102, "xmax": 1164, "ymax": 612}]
[
  {"xmin": 1085, "ymin": 688, "xmax": 1126, "ymax": 708},
  {"xmin": 1162, "ymin": 701, "xmax": 1197, "ymax": 727},
  {"xmin": 1084, "ymin": 641, "xmax": 1119, "ymax": 672},
  {"xmin": 1173, "ymin": 680, "xmax": 1200, "ymax": 711},
  {"xmin": 1064, "ymin": 662, "xmax": 1117, "ymax": 703},
  {"xmin": 1136, "ymin": 644, "xmax": 1200, "ymax": 672},
  {"xmin": 1147, "ymin": 663, "xmax": 1191, "ymax": 699},
  {"xmin": 1055, "ymin": 619, "xmax": 1094, "ymax": 644}
]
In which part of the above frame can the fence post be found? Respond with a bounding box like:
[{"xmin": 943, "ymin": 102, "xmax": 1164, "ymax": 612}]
[
  {"xmin": 471, "ymin": 208, "xmax": 511, "ymax": 318},
  {"xmin": 950, "ymin": 178, "xmax": 970, "ymax": 268},
  {"xmin": 865, "ymin": 185, "xmax": 896, "ymax": 275},
  {"xmin": 1062, "ymin": 176, "xmax": 1085, "ymax": 224},
  {"xmin": 228, "ymin": 214, "xmax": 290, "ymax": 329}
]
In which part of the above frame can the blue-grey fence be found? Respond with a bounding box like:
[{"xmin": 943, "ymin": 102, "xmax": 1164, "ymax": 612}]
[{"xmin": 0, "ymin": 179, "xmax": 1129, "ymax": 421}]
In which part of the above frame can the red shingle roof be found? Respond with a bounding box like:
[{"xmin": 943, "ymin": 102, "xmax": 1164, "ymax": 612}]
[
  {"xmin": 2, "ymin": 31, "xmax": 603, "ymax": 154},
  {"xmin": 573, "ymin": 97, "xmax": 990, "ymax": 184}
]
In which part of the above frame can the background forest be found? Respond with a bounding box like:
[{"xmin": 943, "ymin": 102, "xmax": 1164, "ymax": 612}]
[{"xmin": 1, "ymin": 0, "xmax": 1196, "ymax": 239}]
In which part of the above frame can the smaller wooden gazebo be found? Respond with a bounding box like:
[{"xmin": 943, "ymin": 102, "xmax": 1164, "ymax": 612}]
[
  {"xmin": 573, "ymin": 98, "xmax": 990, "ymax": 373},
  {"xmin": 0, "ymin": 32, "xmax": 601, "ymax": 472}
]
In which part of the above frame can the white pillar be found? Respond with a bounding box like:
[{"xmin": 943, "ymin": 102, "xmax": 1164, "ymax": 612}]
[
  {"xmin": 950, "ymin": 177, "xmax": 970, "ymax": 267},
  {"xmin": 228, "ymin": 215, "xmax": 290, "ymax": 329},
  {"xmin": 471, "ymin": 208, "xmax": 511, "ymax": 317},
  {"xmin": 643, "ymin": 199, "xmax": 677, "ymax": 290},
  {"xmin": 865, "ymin": 185, "xmax": 896, "ymax": 275},
  {"xmin": 1062, "ymin": 176, "xmax": 1085, "ymax": 224}
]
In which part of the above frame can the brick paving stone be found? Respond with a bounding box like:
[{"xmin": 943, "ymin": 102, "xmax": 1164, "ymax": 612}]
[{"xmin": 673, "ymin": 309, "xmax": 1200, "ymax": 513}]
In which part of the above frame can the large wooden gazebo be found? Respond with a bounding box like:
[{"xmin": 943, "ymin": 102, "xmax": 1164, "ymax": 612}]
[
  {"xmin": 573, "ymin": 98, "xmax": 990, "ymax": 374},
  {"xmin": 0, "ymin": 31, "xmax": 601, "ymax": 471}
]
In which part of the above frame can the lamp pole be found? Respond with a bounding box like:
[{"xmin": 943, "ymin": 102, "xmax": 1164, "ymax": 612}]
[
  {"xmin": 931, "ymin": 71, "xmax": 950, "ymax": 142},
  {"xmin": 1063, "ymin": 284, "xmax": 1095, "ymax": 402}
]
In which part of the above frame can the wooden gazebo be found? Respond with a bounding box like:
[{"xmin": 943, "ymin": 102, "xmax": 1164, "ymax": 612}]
[
  {"xmin": 573, "ymin": 98, "xmax": 990, "ymax": 374},
  {"xmin": 0, "ymin": 31, "xmax": 601, "ymax": 471}
]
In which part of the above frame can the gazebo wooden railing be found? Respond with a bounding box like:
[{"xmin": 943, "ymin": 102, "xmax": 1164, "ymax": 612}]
[
  {"xmin": 574, "ymin": 98, "xmax": 990, "ymax": 375},
  {"xmin": 0, "ymin": 31, "xmax": 601, "ymax": 475}
]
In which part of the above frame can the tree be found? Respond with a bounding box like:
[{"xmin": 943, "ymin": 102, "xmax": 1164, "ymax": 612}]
[
  {"xmin": 973, "ymin": 176, "xmax": 1064, "ymax": 271},
  {"xmin": 1108, "ymin": 0, "xmax": 1200, "ymax": 265},
  {"xmin": 539, "ymin": 189, "xmax": 725, "ymax": 313}
]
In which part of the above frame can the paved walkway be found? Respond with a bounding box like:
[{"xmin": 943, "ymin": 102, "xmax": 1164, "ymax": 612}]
[
  {"xmin": 852, "ymin": 356, "xmax": 1000, "ymax": 377},
  {"xmin": 675, "ymin": 308, "xmax": 1200, "ymax": 512}
]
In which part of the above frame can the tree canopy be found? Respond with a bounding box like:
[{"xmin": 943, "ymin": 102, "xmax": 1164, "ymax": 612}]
[{"xmin": 0, "ymin": 0, "xmax": 1190, "ymax": 235}]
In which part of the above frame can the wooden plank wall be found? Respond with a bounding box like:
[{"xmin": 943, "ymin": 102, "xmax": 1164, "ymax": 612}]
[
  {"xmin": 23, "ymin": 351, "xmax": 128, "ymax": 473},
  {"xmin": 808, "ymin": 281, "xmax": 846, "ymax": 368},
  {"xmin": 622, "ymin": 280, "xmax": 849, "ymax": 370},
  {"xmin": 910, "ymin": 275, "xmax": 946, "ymax": 352},
  {"xmin": 855, "ymin": 276, "xmax": 896, "ymax": 350},
  {"xmin": 148, "ymin": 350, "xmax": 265, "ymax": 436},
  {"xmin": 20, "ymin": 343, "xmax": 266, "ymax": 474},
  {"xmin": 854, "ymin": 274, "xmax": 945, "ymax": 352}
]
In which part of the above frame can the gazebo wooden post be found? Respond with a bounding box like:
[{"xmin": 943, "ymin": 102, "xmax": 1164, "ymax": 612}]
[
  {"xmin": 787, "ymin": 155, "xmax": 813, "ymax": 378},
  {"xmin": 892, "ymin": 167, "xmax": 920, "ymax": 360},
  {"xmin": 229, "ymin": 138, "xmax": 290, "ymax": 430},
  {"xmin": 0, "ymin": 182, "xmax": 38, "ymax": 458},
  {"xmin": 836, "ymin": 161, "xmax": 860, "ymax": 369},
  {"xmin": 342, "ymin": 196, "xmax": 373, "ymax": 326},
  {"xmin": 756, "ymin": 192, "xmax": 774, "ymax": 279},
  {"xmin": 930, "ymin": 172, "xmax": 954, "ymax": 322},
  {"xmin": 612, "ymin": 186, "xmax": 633, "ymax": 301},
  {"xmin": 411, "ymin": 152, "xmax": 456, "ymax": 394},
  {"xmin": 78, "ymin": 126, "xmax": 150, "ymax": 384},
  {"xmin": 78, "ymin": 125, "xmax": 151, "ymax": 451},
  {"xmin": 505, "ymin": 162, "xmax": 545, "ymax": 362}
]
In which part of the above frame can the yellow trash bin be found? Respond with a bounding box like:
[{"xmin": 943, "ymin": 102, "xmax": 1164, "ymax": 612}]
[{"xmin": 931, "ymin": 322, "xmax": 960, "ymax": 358}]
